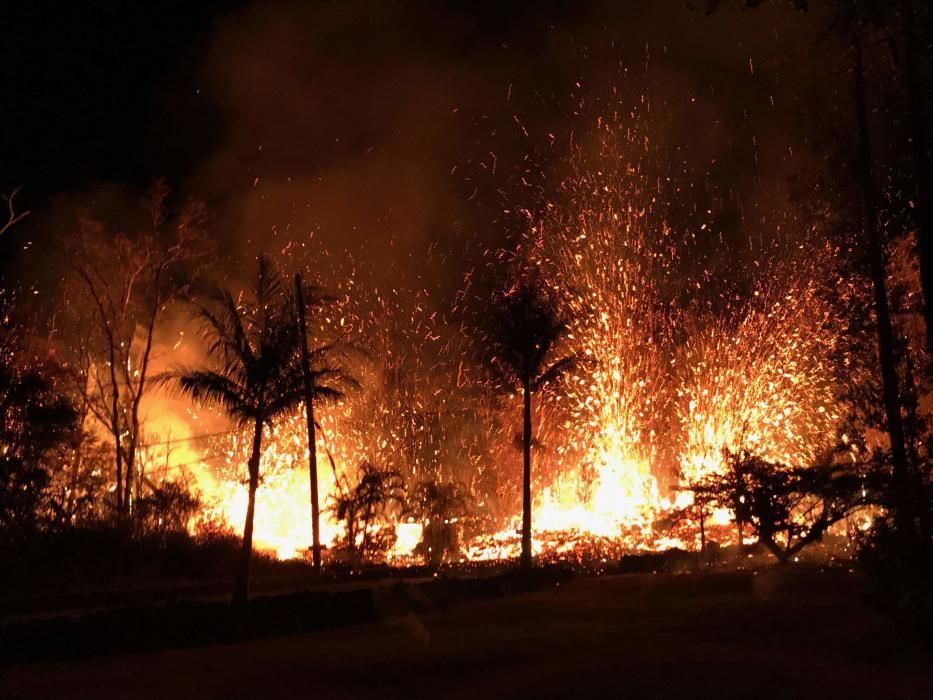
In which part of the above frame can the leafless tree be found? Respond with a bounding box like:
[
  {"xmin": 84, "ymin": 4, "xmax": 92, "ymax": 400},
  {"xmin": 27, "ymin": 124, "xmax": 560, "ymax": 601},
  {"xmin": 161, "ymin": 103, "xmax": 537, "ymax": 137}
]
[
  {"xmin": 0, "ymin": 187, "xmax": 29, "ymax": 238},
  {"xmin": 63, "ymin": 181, "xmax": 211, "ymax": 520}
]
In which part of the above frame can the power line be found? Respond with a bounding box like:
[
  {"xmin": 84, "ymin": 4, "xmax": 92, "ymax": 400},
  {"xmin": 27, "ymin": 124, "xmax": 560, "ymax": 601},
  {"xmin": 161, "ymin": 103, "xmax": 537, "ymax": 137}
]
[{"xmin": 143, "ymin": 430, "xmax": 236, "ymax": 447}]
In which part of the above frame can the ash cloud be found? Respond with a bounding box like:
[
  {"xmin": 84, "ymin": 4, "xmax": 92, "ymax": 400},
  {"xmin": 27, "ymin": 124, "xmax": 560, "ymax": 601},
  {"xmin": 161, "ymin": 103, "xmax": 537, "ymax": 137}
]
[{"xmin": 183, "ymin": 0, "xmax": 831, "ymax": 295}]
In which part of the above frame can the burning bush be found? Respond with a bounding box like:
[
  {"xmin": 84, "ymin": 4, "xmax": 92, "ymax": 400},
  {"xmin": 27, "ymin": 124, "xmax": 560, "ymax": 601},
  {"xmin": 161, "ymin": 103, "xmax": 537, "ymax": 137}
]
[
  {"xmin": 409, "ymin": 480, "xmax": 470, "ymax": 567},
  {"xmin": 330, "ymin": 462, "xmax": 406, "ymax": 565},
  {"xmin": 133, "ymin": 481, "xmax": 201, "ymax": 540},
  {"xmin": 687, "ymin": 449, "xmax": 869, "ymax": 564}
]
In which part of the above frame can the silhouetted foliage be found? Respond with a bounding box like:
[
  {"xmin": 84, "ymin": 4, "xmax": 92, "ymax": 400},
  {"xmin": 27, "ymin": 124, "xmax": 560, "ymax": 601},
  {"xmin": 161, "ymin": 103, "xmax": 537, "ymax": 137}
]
[
  {"xmin": 331, "ymin": 462, "xmax": 406, "ymax": 566},
  {"xmin": 44, "ymin": 430, "xmax": 111, "ymax": 529},
  {"xmin": 409, "ymin": 479, "xmax": 470, "ymax": 567},
  {"xmin": 0, "ymin": 315, "xmax": 78, "ymax": 542},
  {"xmin": 64, "ymin": 182, "xmax": 212, "ymax": 520},
  {"xmin": 166, "ymin": 255, "xmax": 348, "ymax": 603},
  {"xmin": 133, "ymin": 481, "xmax": 201, "ymax": 540},
  {"xmin": 858, "ymin": 355, "xmax": 933, "ymax": 622},
  {"xmin": 688, "ymin": 450, "xmax": 869, "ymax": 564},
  {"xmin": 707, "ymin": 0, "xmax": 933, "ymax": 598}
]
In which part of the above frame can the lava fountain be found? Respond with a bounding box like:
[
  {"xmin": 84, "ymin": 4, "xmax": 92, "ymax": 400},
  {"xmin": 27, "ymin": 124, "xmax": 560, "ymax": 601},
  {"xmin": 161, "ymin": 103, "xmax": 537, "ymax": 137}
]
[{"xmin": 177, "ymin": 95, "xmax": 850, "ymax": 563}]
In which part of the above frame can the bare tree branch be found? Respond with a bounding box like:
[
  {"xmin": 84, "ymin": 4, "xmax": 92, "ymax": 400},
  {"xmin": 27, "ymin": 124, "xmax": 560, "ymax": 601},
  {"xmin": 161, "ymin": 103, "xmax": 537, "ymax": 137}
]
[{"xmin": 0, "ymin": 187, "xmax": 30, "ymax": 237}]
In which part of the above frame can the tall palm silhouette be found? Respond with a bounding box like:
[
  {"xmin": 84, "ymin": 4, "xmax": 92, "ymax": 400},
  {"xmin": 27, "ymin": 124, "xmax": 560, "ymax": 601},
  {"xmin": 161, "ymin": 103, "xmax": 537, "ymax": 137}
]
[
  {"xmin": 485, "ymin": 280, "xmax": 578, "ymax": 570},
  {"xmin": 169, "ymin": 256, "xmax": 345, "ymax": 604}
]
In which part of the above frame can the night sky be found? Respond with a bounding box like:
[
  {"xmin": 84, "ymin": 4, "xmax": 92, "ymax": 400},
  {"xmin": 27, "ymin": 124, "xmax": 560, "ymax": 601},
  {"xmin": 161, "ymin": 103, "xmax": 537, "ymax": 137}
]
[
  {"xmin": 0, "ymin": 1, "xmax": 250, "ymax": 195},
  {"xmin": 0, "ymin": 1, "xmax": 598, "ymax": 195}
]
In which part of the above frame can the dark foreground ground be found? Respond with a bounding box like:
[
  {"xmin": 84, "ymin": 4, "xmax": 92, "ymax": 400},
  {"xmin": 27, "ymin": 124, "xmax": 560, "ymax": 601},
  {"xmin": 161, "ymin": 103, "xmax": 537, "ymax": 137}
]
[{"xmin": 1, "ymin": 569, "xmax": 930, "ymax": 700}]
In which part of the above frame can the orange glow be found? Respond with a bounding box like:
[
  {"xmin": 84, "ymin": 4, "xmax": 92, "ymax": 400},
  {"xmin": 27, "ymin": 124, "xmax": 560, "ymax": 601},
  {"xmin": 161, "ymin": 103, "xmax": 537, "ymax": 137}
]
[{"xmin": 137, "ymin": 108, "xmax": 852, "ymax": 565}]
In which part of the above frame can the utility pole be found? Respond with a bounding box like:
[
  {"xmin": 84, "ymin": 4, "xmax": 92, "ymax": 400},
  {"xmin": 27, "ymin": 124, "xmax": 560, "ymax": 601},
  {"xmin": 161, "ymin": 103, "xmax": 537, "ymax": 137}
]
[{"xmin": 295, "ymin": 272, "xmax": 322, "ymax": 574}]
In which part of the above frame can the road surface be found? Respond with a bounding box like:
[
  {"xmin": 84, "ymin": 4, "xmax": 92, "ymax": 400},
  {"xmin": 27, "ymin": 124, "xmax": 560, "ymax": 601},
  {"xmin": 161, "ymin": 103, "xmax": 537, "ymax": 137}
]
[{"xmin": 1, "ymin": 570, "xmax": 930, "ymax": 699}]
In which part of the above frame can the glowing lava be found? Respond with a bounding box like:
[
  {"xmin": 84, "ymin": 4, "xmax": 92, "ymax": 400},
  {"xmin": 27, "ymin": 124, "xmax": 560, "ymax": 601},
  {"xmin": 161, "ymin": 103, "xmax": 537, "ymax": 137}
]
[{"xmin": 161, "ymin": 97, "xmax": 850, "ymax": 564}]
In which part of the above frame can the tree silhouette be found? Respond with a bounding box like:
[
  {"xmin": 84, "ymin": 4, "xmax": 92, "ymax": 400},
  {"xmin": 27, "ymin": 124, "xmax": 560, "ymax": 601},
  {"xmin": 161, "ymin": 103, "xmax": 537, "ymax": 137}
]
[
  {"xmin": 409, "ymin": 479, "xmax": 470, "ymax": 567},
  {"xmin": 0, "ymin": 187, "xmax": 29, "ymax": 238},
  {"xmin": 166, "ymin": 256, "xmax": 345, "ymax": 604},
  {"xmin": 689, "ymin": 449, "xmax": 868, "ymax": 564},
  {"xmin": 483, "ymin": 279, "xmax": 578, "ymax": 570},
  {"xmin": 66, "ymin": 182, "xmax": 211, "ymax": 520},
  {"xmin": 706, "ymin": 0, "xmax": 929, "ymax": 551},
  {"xmin": 0, "ymin": 319, "xmax": 77, "ymax": 541},
  {"xmin": 331, "ymin": 462, "xmax": 405, "ymax": 566}
]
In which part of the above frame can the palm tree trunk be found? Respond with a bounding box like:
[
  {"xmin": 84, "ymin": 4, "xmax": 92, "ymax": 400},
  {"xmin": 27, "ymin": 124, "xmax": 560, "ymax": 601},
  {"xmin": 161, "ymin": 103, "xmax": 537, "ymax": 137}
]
[
  {"xmin": 346, "ymin": 515, "xmax": 356, "ymax": 562},
  {"xmin": 520, "ymin": 379, "xmax": 533, "ymax": 571},
  {"xmin": 361, "ymin": 503, "xmax": 374, "ymax": 565},
  {"xmin": 853, "ymin": 34, "xmax": 914, "ymax": 535},
  {"xmin": 234, "ymin": 415, "xmax": 263, "ymax": 606}
]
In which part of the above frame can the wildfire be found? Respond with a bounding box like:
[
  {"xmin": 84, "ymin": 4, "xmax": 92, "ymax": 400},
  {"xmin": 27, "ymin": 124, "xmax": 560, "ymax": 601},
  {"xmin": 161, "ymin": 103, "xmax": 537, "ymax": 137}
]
[{"xmin": 149, "ymin": 95, "xmax": 852, "ymax": 565}]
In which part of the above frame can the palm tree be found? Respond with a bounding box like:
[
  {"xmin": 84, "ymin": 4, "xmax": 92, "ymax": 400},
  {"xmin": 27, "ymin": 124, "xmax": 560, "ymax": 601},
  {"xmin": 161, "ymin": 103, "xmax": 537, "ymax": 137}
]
[
  {"xmin": 484, "ymin": 280, "xmax": 578, "ymax": 570},
  {"xmin": 409, "ymin": 479, "xmax": 469, "ymax": 567},
  {"xmin": 168, "ymin": 256, "xmax": 344, "ymax": 604},
  {"xmin": 330, "ymin": 462, "xmax": 405, "ymax": 566}
]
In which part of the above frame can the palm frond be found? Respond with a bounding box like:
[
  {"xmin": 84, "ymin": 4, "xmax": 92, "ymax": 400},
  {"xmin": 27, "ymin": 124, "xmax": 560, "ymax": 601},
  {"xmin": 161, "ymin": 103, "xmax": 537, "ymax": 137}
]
[
  {"xmin": 483, "ymin": 278, "xmax": 571, "ymax": 388},
  {"xmin": 174, "ymin": 370, "xmax": 254, "ymax": 425},
  {"xmin": 533, "ymin": 353, "xmax": 582, "ymax": 392},
  {"xmin": 255, "ymin": 254, "xmax": 285, "ymax": 317},
  {"xmin": 172, "ymin": 255, "xmax": 356, "ymax": 437}
]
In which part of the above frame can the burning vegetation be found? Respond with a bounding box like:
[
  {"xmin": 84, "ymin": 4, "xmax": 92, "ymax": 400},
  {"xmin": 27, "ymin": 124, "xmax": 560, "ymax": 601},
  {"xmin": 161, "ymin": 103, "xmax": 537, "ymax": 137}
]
[
  {"xmin": 1, "ymin": 2, "xmax": 931, "ymax": 620},
  {"xmin": 8, "ymin": 101, "xmax": 873, "ymax": 579}
]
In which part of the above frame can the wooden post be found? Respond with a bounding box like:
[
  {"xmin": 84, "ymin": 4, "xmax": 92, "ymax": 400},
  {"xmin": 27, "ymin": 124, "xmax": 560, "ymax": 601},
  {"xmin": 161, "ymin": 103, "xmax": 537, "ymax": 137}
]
[
  {"xmin": 699, "ymin": 505, "xmax": 706, "ymax": 560},
  {"xmin": 295, "ymin": 273, "xmax": 322, "ymax": 574},
  {"xmin": 521, "ymin": 379, "xmax": 533, "ymax": 571}
]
